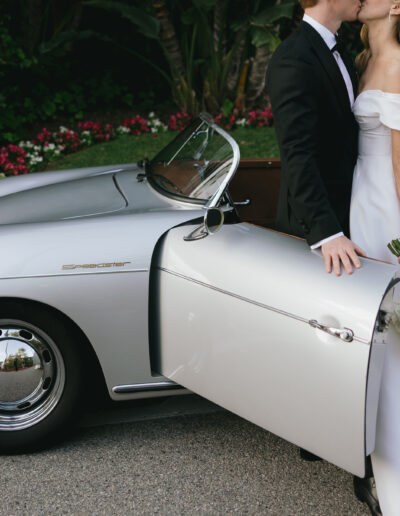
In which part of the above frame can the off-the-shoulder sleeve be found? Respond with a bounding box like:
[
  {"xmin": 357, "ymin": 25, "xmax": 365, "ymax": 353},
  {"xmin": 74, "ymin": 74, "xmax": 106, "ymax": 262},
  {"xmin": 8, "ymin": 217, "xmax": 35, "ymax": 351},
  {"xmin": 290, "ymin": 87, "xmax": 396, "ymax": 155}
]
[{"xmin": 376, "ymin": 92, "xmax": 400, "ymax": 130}]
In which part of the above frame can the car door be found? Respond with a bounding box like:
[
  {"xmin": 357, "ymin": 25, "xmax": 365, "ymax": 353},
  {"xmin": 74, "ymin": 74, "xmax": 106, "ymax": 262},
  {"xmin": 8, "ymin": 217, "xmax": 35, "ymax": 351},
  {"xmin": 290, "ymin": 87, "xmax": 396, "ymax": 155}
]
[{"xmin": 151, "ymin": 221, "xmax": 399, "ymax": 477}]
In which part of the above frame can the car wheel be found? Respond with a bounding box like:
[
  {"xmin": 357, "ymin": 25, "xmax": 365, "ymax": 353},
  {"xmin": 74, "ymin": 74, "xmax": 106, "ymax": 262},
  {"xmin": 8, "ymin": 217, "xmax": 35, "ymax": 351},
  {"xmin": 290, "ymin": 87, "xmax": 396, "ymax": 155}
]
[{"xmin": 0, "ymin": 302, "xmax": 83, "ymax": 453}]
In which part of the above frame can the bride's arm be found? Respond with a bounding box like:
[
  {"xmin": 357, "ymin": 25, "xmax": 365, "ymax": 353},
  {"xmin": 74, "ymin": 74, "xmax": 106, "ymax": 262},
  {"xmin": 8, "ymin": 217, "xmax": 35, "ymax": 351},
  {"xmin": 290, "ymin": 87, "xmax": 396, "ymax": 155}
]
[{"xmin": 393, "ymin": 130, "xmax": 400, "ymax": 200}]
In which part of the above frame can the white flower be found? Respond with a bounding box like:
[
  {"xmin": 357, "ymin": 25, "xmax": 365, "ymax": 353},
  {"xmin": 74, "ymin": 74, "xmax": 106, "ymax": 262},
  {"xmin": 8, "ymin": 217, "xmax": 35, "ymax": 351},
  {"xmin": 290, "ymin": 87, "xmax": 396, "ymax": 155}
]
[
  {"xmin": 19, "ymin": 141, "xmax": 34, "ymax": 149},
  {"xmin": 116, "ymin": 126, "xmax": 130, "ymax": 135},
  {"xmin": 148, "ymin": 111, "xmax": 155, "ymax": 118},
  {"xmin": 235, "ymin": 118, "xmax": 247, "ymax": 127},
  {"xmin": 148, "ymin": 118, "xmax": 168, "ymax": 133},
  {"xmin": 29, "ymin": 155, "xmax": 43, "ymax": 164}
]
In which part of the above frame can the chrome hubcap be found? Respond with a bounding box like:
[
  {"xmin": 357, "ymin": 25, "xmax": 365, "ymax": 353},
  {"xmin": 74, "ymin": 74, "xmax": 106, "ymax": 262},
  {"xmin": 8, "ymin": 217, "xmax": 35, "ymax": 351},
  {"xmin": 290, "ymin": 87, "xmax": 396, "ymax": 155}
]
[{"xmin": 0, "ymin": 320, "xmax": 65, "ymax": 431}]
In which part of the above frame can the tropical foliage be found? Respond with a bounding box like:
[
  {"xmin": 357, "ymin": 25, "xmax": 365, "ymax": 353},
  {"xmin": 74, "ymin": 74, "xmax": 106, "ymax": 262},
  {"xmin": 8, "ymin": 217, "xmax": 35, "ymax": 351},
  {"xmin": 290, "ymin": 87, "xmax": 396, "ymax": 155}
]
[
  {"xmin": 1, "ymin": 0, "xmax": 362, "ymax": 145},
  {"xmin": 84, "ymin": 0, "xmax": 297, "ymax": 116}
]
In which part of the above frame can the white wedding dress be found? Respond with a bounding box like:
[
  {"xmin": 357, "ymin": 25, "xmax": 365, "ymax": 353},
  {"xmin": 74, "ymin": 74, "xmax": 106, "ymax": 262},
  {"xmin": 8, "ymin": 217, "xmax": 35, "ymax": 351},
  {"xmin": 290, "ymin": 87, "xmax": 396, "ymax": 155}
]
[{"xmin": 350, "ymin": 90, "xmax": 400, "ymax": 516}]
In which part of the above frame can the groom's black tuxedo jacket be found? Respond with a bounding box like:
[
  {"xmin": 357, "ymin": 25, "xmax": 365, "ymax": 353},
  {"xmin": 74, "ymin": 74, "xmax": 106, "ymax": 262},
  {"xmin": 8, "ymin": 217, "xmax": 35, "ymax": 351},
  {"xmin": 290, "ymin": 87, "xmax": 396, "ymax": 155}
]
[{"xmin": 266, "ymin": 21, "xmax": 359, "ymax": 245}]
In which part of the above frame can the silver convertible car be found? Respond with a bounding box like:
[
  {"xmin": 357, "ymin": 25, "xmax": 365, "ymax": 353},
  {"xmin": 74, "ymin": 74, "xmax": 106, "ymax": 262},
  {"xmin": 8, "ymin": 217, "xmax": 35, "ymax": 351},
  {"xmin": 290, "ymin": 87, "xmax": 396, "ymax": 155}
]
[{"xmin": 0, "ymin": 113, "xmax": 398, "ymax": 477}]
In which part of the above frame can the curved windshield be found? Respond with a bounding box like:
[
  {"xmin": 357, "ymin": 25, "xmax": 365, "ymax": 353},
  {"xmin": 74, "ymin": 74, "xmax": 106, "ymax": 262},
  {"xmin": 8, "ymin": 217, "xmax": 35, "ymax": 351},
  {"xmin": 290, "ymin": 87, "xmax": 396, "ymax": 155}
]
[{"xmin": 148, "ymin": 114, "xmax": 239, "ymax": 206}]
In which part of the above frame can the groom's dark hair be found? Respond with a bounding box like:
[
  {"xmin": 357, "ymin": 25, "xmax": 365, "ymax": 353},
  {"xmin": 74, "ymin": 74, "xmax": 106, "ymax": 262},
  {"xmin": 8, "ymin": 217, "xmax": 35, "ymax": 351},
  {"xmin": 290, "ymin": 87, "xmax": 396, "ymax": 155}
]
[{"xmin": 299, "ymin": 0, "xmax": 319, "ymax": 7}]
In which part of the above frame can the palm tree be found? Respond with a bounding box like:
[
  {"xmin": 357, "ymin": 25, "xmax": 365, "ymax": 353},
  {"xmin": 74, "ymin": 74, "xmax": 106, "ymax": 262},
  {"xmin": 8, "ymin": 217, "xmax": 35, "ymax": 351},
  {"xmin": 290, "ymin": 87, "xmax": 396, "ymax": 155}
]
[
  {"xmin": 83, "ymin": 0, "xmax": 295, "ymax": 115},
  {"xmin": 151, "ymin": 0, "xmax": 185, "ymax": 84}
]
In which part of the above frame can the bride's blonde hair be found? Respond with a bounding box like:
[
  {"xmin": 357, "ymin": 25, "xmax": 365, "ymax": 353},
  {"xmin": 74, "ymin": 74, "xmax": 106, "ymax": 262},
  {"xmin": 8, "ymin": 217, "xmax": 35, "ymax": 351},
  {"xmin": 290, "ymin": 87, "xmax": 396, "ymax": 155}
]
[{"xmin": 356, "ymin": 1, "xmax": 400, "ymax": 75}]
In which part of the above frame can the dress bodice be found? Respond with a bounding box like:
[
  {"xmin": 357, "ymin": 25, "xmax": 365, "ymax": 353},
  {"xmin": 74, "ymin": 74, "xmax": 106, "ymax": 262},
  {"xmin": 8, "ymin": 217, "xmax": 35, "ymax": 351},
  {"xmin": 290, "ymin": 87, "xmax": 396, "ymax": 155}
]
[
  {"xmin": 350, "ymin": 89, "xmax": 400, "ymax": 264},
  {"xmin": 353, "ymin": 90, "xmax": 400, "ymax": 157}
]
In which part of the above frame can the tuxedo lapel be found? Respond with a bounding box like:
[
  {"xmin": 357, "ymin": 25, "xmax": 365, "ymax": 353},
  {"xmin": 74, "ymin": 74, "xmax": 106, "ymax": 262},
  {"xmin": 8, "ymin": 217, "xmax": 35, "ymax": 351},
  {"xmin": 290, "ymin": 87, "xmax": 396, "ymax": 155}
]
[{"xmin": 300, "ymin": 22, "xmax": 352, "ymax": 114}]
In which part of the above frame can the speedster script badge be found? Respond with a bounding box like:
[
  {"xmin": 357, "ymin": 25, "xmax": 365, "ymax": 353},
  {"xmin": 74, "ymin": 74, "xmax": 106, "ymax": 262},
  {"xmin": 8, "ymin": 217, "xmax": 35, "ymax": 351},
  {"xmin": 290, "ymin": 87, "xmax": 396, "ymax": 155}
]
[{"xmin": 62, "ymin": 261, "xmax": 131, "ymax": 270}]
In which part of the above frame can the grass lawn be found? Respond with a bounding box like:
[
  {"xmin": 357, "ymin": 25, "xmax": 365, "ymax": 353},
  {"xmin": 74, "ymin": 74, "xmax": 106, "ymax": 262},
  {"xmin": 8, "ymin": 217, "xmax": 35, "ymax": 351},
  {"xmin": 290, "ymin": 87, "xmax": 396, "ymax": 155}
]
[{"xmin": 44, "ymin": 127, "xmax": 279, "ymax": 171}]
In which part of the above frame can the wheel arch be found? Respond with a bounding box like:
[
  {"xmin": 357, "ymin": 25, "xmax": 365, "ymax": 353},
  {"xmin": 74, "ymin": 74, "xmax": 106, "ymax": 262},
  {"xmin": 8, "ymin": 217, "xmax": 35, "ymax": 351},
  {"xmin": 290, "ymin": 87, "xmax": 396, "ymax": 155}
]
[{"xmin": 0, "ymin": 296, "xmax": 109, "ymax": 402}]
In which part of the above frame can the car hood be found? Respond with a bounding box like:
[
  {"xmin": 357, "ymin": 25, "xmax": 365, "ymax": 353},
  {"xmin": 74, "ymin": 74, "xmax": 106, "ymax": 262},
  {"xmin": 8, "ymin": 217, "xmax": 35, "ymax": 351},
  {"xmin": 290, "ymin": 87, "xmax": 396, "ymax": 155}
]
[{"xmin": 0, "ymin": 164, "xmax": 139, "ymax": 225}]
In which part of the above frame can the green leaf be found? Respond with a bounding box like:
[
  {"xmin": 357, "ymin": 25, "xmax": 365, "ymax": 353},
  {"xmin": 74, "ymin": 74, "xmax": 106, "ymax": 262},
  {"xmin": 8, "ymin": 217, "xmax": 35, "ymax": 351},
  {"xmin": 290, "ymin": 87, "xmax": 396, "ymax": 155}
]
[
  {"xmin": 83, "ymin": 0, "xmax": 159, "ymax": 40},
  {"xmin": 388, "ymin": 240, "xmax": 400, "ymax": 257},
  {"xmin": 230, "ymin": 19, "xmax": 247, "ymax": 32},
  {"xmin": 251, "ymin": 2, "xmax": 295, "ymax": 26},
  {"xmin": 181, "ymin": 7, "xmax": 198, "ymax": 25},
  {"xmin": 388, "ymin": 243, "xmax": 398, "ymax": 257},
  {"xmin": 394, "ymin": 239, "xmax": 400, "ymax": 253},
  {"xmin": 221, "ymin": 98, "xmax": 234, "ymax": 116},
  {"xmin": 250, "ymin": 27, "xmax": 280, "ymax": 49},
  {"xmin": 192, "ymin": 0, "xmax": 217, "ymax": 9},
  {"xmin": 38, "ymin": 30, "xmax": 97, "ymax": 54}
]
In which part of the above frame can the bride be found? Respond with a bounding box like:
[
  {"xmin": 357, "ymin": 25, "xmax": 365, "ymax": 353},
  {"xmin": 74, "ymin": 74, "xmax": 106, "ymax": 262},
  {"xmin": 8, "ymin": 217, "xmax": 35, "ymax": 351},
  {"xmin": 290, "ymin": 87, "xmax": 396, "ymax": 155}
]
[{"xmin": 350, "ymin": 0, "xmax": 400, "ymax": 514}]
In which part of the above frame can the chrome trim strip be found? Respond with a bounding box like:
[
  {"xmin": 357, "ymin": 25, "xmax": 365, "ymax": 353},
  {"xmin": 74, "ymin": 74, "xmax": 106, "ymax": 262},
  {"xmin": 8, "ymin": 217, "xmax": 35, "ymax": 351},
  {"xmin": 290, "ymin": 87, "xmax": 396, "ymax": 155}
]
[
  {"xmin": 112, "ymin": 381, "xmax": 183, "ymax": 394},
  {"xmin": 158, "ymin": 267, "xmax": 370, "ymax": 345},
  {"xmin": 0, "ymin": 268, "xmax": 149, "ymax": 281},
  {"xmin": 95, "ymin": 168, "xmax": 125, "ymax": 176}
]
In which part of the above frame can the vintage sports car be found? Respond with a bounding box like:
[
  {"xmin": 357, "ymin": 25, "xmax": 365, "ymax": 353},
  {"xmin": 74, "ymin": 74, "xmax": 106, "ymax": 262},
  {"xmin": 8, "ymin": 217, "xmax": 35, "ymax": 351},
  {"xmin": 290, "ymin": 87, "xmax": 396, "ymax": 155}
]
[{"xmin": 0, "ymin": 113, "xmax": 398, "ymax": 477}]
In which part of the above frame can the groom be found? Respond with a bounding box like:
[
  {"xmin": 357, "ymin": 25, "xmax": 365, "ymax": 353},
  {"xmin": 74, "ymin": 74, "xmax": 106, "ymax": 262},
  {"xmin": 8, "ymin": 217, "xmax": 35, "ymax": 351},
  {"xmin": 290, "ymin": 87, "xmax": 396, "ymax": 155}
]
[
  {"xmin": 266, "ymin": 0, "xmax": 380, "ymax": 514},
  {"xmin": 266, "ymin": 0, "xmax": 366, "ymax": 277}
]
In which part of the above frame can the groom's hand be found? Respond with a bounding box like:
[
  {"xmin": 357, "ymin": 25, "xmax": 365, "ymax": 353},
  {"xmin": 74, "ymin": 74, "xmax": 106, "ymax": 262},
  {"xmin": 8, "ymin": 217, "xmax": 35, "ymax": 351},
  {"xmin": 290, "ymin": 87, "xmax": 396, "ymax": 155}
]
[{"xmin": 322, "ymin": 236, "xmax": 367, "ymax": 276}]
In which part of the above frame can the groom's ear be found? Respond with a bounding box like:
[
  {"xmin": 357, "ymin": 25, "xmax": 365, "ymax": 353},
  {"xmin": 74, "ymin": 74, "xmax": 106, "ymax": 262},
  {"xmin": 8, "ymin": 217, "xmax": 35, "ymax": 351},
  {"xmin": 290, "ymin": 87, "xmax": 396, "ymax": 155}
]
[{"xmin": 300, "ymin": 0, "xmax": 319, "ymax": 8}]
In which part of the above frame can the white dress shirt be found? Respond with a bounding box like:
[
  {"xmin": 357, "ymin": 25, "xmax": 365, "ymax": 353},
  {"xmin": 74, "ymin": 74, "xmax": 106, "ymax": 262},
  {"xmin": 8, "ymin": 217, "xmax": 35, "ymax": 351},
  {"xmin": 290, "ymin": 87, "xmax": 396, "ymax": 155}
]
[{"xmin": 302, "ymin": 14, "xmax": 355, "ymax": 249}]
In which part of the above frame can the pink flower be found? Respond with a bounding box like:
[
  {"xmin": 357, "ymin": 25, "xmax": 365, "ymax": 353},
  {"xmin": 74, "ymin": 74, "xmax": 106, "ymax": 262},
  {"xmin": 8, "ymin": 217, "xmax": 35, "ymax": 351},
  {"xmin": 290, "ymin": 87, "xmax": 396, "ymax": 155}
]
[
  {"xmin": 167, "ymin": 112, "xmax": 191, "ymax": 131},
  {"xmin": 246, "ymin": 105, "xmax": 274, "ymax": 127}
]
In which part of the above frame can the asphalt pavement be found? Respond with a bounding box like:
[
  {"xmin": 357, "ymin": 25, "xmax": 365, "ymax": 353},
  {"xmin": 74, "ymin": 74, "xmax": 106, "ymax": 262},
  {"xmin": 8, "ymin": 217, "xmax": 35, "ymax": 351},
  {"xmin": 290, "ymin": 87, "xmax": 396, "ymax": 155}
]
[{"xmin": 1, "ymin": 394, "xmax": 370, "ymax": 515}]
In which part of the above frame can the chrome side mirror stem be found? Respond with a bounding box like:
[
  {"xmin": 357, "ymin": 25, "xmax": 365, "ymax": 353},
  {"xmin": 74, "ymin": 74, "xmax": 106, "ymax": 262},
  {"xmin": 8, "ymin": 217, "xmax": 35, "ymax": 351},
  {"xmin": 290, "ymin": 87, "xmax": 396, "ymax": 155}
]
[
  {"xmin": 183, "ymin": 224, "xmax": 208, "ymax": 241},
  {"xmin": 184, "ymin": 208, "xmax": 224, "ymax": 242}
]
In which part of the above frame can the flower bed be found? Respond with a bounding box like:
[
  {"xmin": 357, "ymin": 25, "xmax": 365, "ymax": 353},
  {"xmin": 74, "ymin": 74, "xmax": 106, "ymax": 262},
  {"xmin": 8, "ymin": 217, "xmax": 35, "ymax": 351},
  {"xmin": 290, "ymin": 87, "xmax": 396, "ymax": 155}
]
[{"xmin": 0, "ymin": 109, "xmax": 273, "ymax": 178}]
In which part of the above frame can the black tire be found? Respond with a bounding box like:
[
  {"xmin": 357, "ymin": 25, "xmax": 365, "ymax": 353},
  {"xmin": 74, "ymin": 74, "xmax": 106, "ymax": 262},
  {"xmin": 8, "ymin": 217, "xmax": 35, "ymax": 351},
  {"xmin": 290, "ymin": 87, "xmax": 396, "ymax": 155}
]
[{"xmin": 0, "ymin": 301, "xmax": 84, "ymax": 454}]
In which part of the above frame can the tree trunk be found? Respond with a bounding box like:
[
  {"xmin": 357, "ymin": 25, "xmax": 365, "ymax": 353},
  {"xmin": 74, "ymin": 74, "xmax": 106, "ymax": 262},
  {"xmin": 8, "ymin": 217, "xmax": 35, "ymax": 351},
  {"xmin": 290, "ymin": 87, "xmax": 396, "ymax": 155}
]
[
  {"xmin": 213, "ymin": 0, "xmax": 226, "ymax": 56},
  {"xmin": 245, "ymin": 44, "xmax": 272, "ymax": 110},
  {"xmin": 20, "ymin": 0, "xmax": 42, "ymax": 54},
  {"xmin": 52, "ymin": 0, "xmax": 83, "ymax": 51},
  {"xmin": 226, "ymin": 30, "xmax": 246, "ymax": 95},
  {"xmin": 151, "ymin": 0, "xmax": 185, "ymax": 85},
  {"xmin": 51, "ymin": 0, "xmax": 82, "ymax": 31}
]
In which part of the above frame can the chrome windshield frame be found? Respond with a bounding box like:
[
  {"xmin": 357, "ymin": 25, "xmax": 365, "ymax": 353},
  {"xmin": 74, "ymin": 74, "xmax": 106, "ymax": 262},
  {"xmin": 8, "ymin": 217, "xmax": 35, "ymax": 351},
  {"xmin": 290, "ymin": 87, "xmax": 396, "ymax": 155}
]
[
  {"xmin": 199, "ymin": 113, "xmax": 240, "ymax": 209},
  {"xmin": 148, "ymin": 112, "xmax": 240, "ymax": 209}
]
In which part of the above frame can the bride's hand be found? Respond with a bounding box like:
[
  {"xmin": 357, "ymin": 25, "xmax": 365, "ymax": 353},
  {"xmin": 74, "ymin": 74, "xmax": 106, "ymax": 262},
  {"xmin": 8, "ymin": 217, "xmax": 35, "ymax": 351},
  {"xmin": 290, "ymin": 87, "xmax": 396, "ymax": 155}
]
[{"xmin": 321, "ymin": 236, "xmax": 367, "ymax": 276}]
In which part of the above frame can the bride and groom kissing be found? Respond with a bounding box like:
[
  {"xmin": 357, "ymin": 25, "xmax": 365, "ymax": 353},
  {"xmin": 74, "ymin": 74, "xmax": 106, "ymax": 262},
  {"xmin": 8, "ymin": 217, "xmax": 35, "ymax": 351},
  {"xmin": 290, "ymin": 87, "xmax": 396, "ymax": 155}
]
[{"xmin": 266, "ymin": 0, "xmax": 400, "ymax": 514}]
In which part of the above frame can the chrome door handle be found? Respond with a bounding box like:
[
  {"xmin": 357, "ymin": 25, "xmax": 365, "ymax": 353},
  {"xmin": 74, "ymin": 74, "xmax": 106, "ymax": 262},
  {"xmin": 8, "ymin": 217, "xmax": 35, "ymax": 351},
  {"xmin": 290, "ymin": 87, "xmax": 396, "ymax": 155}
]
[
  {"xmin": 233, "ymin": 198, "xmax": 251, "ymax": 206},
  {"xmin": 309, "ymin": 319, "xmax": 354, "ymax": 342}
]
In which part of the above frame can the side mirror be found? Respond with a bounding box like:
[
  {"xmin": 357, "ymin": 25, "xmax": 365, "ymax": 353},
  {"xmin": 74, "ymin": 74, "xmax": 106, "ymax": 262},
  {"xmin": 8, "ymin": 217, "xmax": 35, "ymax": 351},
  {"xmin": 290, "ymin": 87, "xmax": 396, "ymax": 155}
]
[{"xmin": 184, "ymin": 208, "xmax": 224, "ymax": 241}]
